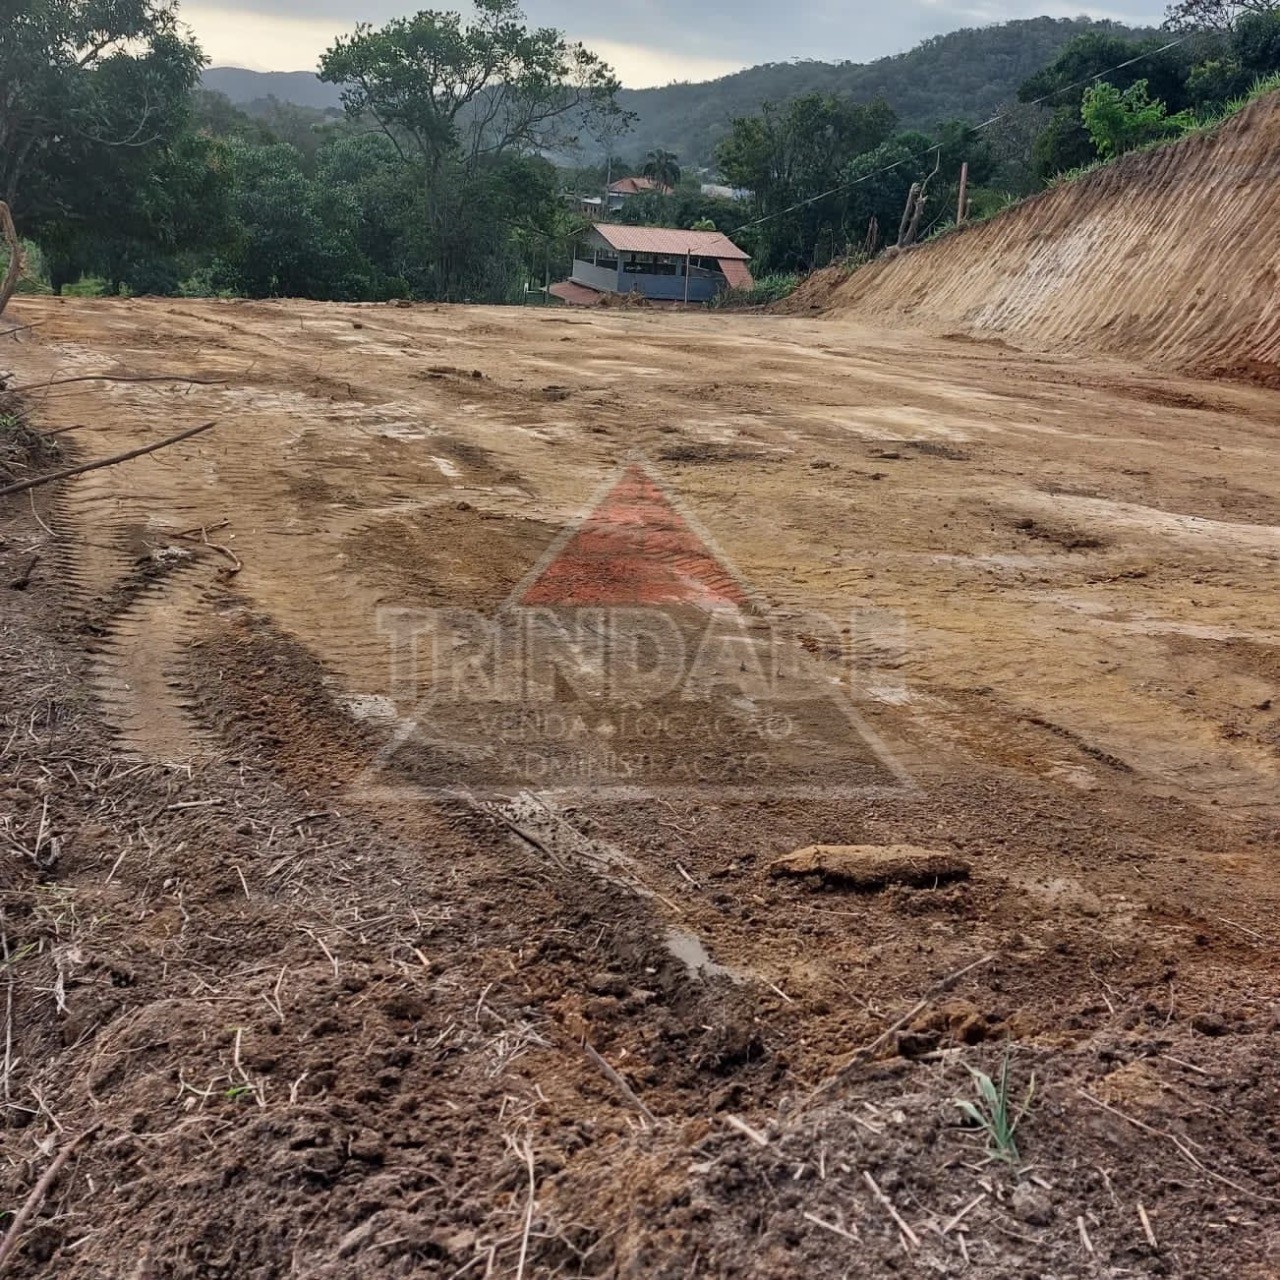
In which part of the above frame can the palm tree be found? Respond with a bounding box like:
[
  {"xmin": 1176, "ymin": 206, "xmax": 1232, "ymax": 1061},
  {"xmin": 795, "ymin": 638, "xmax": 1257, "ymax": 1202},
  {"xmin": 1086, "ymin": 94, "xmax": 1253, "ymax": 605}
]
[{"xmin": 642, "ymin": 148, "xmax": 680, "ymax": 191}]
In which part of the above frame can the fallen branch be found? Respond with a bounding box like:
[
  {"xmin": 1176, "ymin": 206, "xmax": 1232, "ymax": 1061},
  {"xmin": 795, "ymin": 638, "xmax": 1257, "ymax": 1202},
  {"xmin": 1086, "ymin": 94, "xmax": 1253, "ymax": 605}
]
[
  {"xmin": 174, "ymin": 522, "xmax": 240, "ymax": 574},
  {"xmin": 0, "ymin": 322, "xmax": 41, "ymax": 341},
  {"xmin": 0, "ymin": 420, "xmax": 218, "ymax": 499},
  {"xmin": 0, "ymin": 1127, "xmax": 98, "ymax": 1272},
  {"xmin": 7, "ymin": 373, "xmax": 228, "ymax": 394}
]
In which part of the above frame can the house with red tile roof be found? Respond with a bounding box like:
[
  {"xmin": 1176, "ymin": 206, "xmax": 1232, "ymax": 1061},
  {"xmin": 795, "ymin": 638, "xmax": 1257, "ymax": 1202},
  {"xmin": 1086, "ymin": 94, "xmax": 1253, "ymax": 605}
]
[
  {"xmin": 550, "ymin": 224, "xmax": 753, "ymax": 307},
  {"xmin": 605, "ymin": 176, "xmax": 673, "ymax": 211}
]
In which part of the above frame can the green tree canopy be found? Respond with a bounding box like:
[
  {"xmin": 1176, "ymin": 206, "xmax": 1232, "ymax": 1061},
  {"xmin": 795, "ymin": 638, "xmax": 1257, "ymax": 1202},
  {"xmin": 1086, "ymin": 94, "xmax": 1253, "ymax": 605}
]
[
  {"xmin": 1, "ymin": 0, "xmax": 204, "ymax": 214},
  {"xmin": 316, "ymin": 0, "xmax": 624, "ymax": 299},
  {"xmin": 1080, "ymin": 78, "xmax": 1194, "ymax": 157},
  {"xmin": 318, "ymin": 0, "xmax": 624, "ymax": 174},
  {"xmin": 1164, "ymin": 0, "xmax": 1279, "ymax": 31},
  {"xmin": 642, "ymin": 148, "xmax": 680, "ymax": 188},
  {"xmin": 717, "ymin": 94, "xmax": 899, "ymax": 271}
]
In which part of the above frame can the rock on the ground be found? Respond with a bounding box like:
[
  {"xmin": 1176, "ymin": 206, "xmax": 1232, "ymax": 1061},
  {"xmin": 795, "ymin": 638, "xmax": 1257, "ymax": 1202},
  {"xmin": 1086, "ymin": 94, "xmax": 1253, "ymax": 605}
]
[{"xmin": 767, "ymin": 844, "xmax": 971, "ymax": 891}]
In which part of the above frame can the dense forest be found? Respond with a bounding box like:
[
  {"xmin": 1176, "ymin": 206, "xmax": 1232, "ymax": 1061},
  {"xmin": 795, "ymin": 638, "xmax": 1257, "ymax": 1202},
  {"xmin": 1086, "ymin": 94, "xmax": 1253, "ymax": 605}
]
[{"xmin": 4, "ymin": 2, "xmax": 1280, "ymax": 305}]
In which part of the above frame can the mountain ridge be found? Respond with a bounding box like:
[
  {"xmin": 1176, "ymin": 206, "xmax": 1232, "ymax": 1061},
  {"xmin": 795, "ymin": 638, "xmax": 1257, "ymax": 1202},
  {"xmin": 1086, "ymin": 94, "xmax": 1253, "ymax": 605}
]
[{"xmin": 202, "ymin": 16, "xmax": 1154, "ymax": 166}]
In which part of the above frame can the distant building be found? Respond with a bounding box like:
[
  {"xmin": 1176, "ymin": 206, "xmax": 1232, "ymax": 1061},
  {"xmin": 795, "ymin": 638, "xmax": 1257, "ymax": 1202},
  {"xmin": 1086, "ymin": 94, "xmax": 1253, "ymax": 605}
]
[
  {"xmin": 550, "ymin": 224, "xmax": 753, "ymax": 307},
  {"xmin": 700, "ymin": 183, "xmax": 750, "ymax": 202},
  {"xmin": 606, "ymin": 176, "xmax": 672, "ymax": 211}
]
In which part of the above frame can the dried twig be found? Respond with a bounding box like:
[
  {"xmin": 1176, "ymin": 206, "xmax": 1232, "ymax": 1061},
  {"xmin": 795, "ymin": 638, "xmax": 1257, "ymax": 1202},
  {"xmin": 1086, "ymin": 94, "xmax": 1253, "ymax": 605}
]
[
  {"xmin": 0, "ymin": 914, "xmax": 12, "ymax": 1102},
  {"xmin": 1078, "ymin": 1090, "xmax": 1276, "ymax": 1202},
  {"xmin": 509, "ymin": 1134, "xmax": 537, "ymax": 1280},
  {"xmin": 862, "ymin": 1170, "xmax": 921, "ymax": 1250},
  {"xmin": 1137, "ymin": 1202, "xmax": 1157, "ymax": 1249},
  {"xmin": 0, "ymin": 1127, "xmax": 98, "ymax": 1272},
  {"xmin": 302, "ymin": 928, "xmax": 339, "ymax": 980},
  {"xmin": 723, "ymin": 1114, "xmax": 769, "ymax": 1147},
  {"xmin": 942, "ymin": 1192, "xmax": 986, "ymax": 1235},
  {"xmin": 802, "ymin": 1211, "xmax": 858, "ymax": 1243},
  {"xmin": 0, "ymin": 421, "xmax": 219, "ymax": 498},
  {"xmin": 1077, "ymin": 1215, "xmax": 1094, "ymax": 1255},
  {"xmin": 577, "ymin": 1037, "xmax": 658, "ymax": 1124}
]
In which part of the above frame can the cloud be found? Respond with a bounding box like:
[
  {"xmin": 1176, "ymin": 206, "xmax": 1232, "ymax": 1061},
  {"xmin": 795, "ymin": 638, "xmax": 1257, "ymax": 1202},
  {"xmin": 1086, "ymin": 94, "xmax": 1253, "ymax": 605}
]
[
  {"xmin": 183, "ymin": 5, "xmax": 354, "ymax": 72},
  {"xmin": 182, "ymin": 0, "xmax": 1172, "ymax": 84}
]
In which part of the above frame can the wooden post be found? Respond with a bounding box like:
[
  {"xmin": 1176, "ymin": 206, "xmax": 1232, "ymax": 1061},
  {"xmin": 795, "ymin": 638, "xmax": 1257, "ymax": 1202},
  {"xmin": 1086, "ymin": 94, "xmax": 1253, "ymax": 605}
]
[{"xmin": 956, "ymin": 161, "xmax": 970, "ymax": 225}]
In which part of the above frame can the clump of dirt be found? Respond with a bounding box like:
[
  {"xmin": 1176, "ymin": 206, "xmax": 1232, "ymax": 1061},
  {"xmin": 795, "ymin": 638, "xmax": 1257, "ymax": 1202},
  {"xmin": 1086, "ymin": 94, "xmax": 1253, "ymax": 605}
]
[
  {"xmin": 657, "ymin": 442, "xmax": 772, "ymax": 464},
  {"xmin": 1009, "ymin": 515, "xmax": 1107, "ymax": 552},
  {"xmin": 908, "ymin": 439, "xmax": 971, "ymax": 461},
  {"xmin": 768, "ymin": 843, "xmax": 971, "ymax": 890}
]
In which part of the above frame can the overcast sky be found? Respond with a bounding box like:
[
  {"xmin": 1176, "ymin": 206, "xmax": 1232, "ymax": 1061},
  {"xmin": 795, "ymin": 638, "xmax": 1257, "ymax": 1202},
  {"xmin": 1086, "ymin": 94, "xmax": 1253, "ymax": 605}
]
[{"xmin": 184, "ymin": 1, "xmax": 1170, "ymax": 87}]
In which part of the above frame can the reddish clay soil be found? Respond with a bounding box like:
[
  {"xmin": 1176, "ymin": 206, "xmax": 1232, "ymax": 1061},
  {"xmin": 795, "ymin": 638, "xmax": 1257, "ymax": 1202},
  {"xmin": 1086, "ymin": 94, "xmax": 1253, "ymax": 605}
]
[{"xmin": 0, "ymin": 291, "xmax": 1279, "ymax": 1278}]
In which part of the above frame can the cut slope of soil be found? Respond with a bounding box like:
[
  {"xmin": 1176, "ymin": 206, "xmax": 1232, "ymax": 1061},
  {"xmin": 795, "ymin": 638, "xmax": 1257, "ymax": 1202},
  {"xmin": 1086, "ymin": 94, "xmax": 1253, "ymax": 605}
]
[{"xmin": 790, "ymin": 93, "xmax": 1280, "ymax": 385}]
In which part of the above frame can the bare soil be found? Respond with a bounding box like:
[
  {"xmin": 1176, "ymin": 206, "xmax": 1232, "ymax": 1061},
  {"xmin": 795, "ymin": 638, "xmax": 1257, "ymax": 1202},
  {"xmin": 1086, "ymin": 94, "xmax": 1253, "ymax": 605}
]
[{"xmin": 1, "ymin": 292, "xmax": 1279, "ymax": 1278}]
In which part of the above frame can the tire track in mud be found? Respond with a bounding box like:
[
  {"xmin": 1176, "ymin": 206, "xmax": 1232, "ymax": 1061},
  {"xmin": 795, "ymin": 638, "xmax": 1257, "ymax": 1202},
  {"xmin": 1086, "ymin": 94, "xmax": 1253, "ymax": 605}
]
[
  {"xmin": 45, "ymin": 471, "xmax": 219, "ymax": 765},
  {"xmin": 88, "ymin": 564, "xmax": 217, "ymax": 764}
]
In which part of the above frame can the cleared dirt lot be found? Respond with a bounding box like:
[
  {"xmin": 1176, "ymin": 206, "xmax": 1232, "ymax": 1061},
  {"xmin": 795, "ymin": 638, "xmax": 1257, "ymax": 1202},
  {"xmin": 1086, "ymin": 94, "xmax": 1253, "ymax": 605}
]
[{"xmin": 2, "ymin": 295, "xmax": 1280, "ymax": 1276}]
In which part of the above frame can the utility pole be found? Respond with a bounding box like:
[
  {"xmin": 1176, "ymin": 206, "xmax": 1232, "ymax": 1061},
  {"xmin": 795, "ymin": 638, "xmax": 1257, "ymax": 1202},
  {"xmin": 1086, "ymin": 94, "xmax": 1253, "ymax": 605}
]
[{"xmin": 956, "ymin": 161, "xmax": 970, "ymax": 225}]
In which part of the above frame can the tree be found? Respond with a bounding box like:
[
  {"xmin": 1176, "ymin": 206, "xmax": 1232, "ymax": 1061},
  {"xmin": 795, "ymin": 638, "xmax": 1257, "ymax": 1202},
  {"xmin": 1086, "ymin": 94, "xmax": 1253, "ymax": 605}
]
[
  {"xmin": 209, "ymin": 142, "xmax": 368, "ymax": 299},
  {"xmin": 318, "ymin": 0, "xmax": 624, "ymax": 299},
  {"xmin": 1165, "ymin": 0, "xmax": 1279, "ymax": 31},
  {"xmin": 1234, "ymin": 7, "xmax": 1280, "ymax": 68},
  {"xmin": 1080, "ymin": 79, "xmax": 1193, "ymax": 157},
  {"xmin": 642, "ymin": 148, "xmax": 680, "ymax": 189},
  {"xmin": 0, "ymin": 0, "xmax": 204, "ymax": 216},
  {"xmin": 1030, "ymin": 107, "xmax": 1097, "ymax": 180},
  {"xmin": 319, "ymin": 0, "xmax": 622, "ymax": 173},
  {"xmin": 717, "ymin": 94, "xmax": 898, "ymax": 271},
  {"xmin": 1018, "ymin": 31, "xmax": 1202, "ymax": 179}
]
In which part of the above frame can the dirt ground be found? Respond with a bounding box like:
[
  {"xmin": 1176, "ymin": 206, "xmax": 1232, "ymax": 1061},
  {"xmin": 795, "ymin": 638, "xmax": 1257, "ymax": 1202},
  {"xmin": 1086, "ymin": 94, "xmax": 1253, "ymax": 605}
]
[{"xmin": 2, "ymin": 295, "xmax": 1280, "ymax": 1277}]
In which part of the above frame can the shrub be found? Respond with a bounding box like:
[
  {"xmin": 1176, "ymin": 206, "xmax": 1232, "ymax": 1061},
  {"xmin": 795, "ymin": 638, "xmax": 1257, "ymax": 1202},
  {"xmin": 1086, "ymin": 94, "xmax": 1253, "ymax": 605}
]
[{"xmin": 711, "ymin": 272, "xmax": 801, "ymax": 309}]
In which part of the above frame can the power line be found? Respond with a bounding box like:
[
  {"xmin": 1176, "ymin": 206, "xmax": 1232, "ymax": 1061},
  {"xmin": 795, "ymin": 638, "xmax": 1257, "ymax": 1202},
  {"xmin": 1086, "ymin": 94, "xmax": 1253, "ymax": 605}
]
[{"xmin": 729, "ymin": 30, "xmax": 1201, "ymax": 235}]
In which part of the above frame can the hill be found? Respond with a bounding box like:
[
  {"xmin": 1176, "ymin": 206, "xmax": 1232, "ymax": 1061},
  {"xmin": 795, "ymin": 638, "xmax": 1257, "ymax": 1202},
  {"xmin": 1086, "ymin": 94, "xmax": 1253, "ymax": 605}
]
[
  {"xmin": 202, "ymin": 16, "xmax": 1154, "ymax": 167},
  {"xmin": 616, "ymin": 17, "xmax": 1152, "ymax": 165},
  {"xmin": 202, "ymin": 67, "xmax": 344, "ymax": 111}
]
